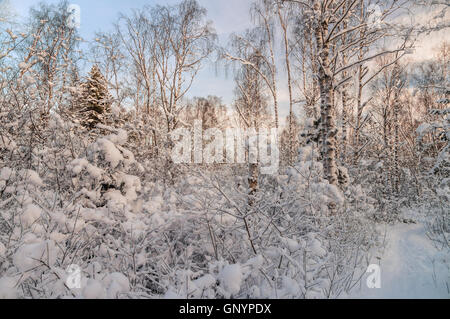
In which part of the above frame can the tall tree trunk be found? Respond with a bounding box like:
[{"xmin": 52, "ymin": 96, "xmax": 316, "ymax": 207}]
[
  {"xmin": 248, "ymin": 162, "xmax": 259, "ymax": 207},
  {"xmin": 392, "ymin": 88, "xmax": 400, "ymax": 196},
  {"xmin": 340, "ymin": 6, "xmax": 349, "ymax": 164},
  {"xmin": 277, "ymin": 5, "xmax": 294, "ymax": 165},
  {"xmin": 341, "ymin": 88, "xmax": 349, "ymax": 162},
  {"xmin": 314, "ymin": 2, "xmax": 338, "ymax": 186},
  {"xmin": 354, "ymin": 61, "xmax": 364, "ymax": 163},
  {"xmin": 354, "ymin": 1, "xmax": 367, "ymax": 164}
]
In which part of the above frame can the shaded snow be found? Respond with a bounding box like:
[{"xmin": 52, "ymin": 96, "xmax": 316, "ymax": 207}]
[
  {"xmin": 103, "ymin": 272, "xmax": 130, "ymax": 298},
  {"xmin": 347, "ymin": 223, "xmax": 450, "ymax": 299},
  {"xmin": 219, "ymin": 263, "xmax": 242, "ymax": 296},
  {"xmin": 13, "ymin": 240, "xmax": 57, "ymax": 273},
  {"xmin": 19, "ymin": 169, "xmax": 43, "ymax": 187},
  {"xmin": 0, "ymin": 277, "xmax": 18, "ymax": 299},
  {"xmin": 20, "ymin": 204, "xmax": 42, "ymax": 227},
  {"xmin": 82, "ymin": 279, "xmax": 106, "ymax": 299}
]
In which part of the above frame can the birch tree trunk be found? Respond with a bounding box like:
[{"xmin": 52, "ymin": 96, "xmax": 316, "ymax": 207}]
[
  {"xmin": 277, "ymin": 4, "xmax": 294, "ymax": 165},
  {"xmin": 314, "ymin": 1, "xmax": 339, "ymax": 185}
]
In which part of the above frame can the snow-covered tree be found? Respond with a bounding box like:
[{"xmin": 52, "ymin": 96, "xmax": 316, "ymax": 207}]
[{"xmin": 77, "ymin": 65, "xmax": 113, "ymax": 129}]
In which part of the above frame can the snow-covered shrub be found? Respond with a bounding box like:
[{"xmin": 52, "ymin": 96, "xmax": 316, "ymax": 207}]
[
  {"xmin": 0, "ymin": 114, "xmax": 145, "ymax": 298},
  {"xmin": 69, "ymin": 127, "xmax": 143, "ymax": 210},
  {"xmin": 142, "ymin": 146, "xmax": 379, "ymax": 299},
  {"xmin": 416, "ymin": 108, "xmax": 450, "ymax": 248},
  {"xmin": 0, "ymin": 163, "xmax": 136, "ymax": 298}
]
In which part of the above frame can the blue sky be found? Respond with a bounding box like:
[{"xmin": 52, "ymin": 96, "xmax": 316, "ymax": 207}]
[
  {"xmin": 9, "ymin": 0, "xmax": 270, "ymax": 113},
  {"xmin": 11, "ymin": 0, "xmax": 254, "ymax": 37},
  {"xmin": 7, "ymin": 1, "xmax": 446, "ymax": 121}
]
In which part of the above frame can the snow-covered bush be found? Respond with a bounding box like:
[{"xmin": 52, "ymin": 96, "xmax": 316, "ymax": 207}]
[
  {"xmin": 0, "ymin": 116, "xmax": 145, "ymax": 298},
  {"xmin": 416, "ymin": 108, "xmax": 450, "ymax": 249},
  {"xmin": 140, "ymin": 146, "xmax": 379, "ymax": 299}
]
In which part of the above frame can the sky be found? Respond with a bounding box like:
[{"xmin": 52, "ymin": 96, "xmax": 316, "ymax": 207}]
[
  {"xmin": 8, "ymin": 0, "xmax": 259, "ymax": 115},
  {"xmin": 5, "ymin": 0, "xmax": 449, "ymax": 122}
]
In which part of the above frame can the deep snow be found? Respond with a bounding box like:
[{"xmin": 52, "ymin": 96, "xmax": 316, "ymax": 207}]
[{"xmin": 347, "ymin": 223, "xmax": 450, "ymax": 299}]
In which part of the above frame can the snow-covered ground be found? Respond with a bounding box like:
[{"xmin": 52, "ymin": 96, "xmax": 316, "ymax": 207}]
[{"xmin": 347, "ymin": 223, "xmax": 450, "ymax": 299}]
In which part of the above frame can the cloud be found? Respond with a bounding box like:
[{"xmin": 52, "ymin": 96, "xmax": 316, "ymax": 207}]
[
  {"xmin": 395, "ymin": 4, "xmax": 449, "ymax": 62},
  {"xmin": 198, "ymin": 0, "xmax": 253, "ymax": 36}
]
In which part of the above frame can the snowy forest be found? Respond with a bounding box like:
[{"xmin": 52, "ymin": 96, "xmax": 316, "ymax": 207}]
[{"xmin": 0, "ymin": 0, "xmax": 448, "ymax": 299}]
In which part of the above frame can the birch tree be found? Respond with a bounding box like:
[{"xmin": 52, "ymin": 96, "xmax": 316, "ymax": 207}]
[
  {"xmin": 116, "ymin": 0, "xmax": 216, "ymax": 159},
  {"xmin": 150, "ymin": 0, "xmax": 216, "ymax": 133},
  {"xmin": 232, "ymin": 40, "xmax": 271, "ymax": 206},
  {"xmin": 21, "ymin": 1, "xmax": 81, "ymax": 115},
  {"xmin": 90, "ymin": 31, "xmax": 128, "ymax": 110},
  {"xmin": 224, "ymin": 11, "xmax": 279, "ymax": 129},
  {"xmin": 117, "ymin": 9, "xmax": 156, "ymax": 116},
  {"xmin": 276, "ymin": 1, "xmax": 296, "ymax": 164},
  {"xmin": 284, "ymin": 0, "xmax": 413, "ymax": 185}
]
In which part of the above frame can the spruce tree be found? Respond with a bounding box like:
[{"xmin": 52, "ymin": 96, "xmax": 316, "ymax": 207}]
[{"xmin": 79, "ymin": 65, "xmax": 112, "ymax": 129}]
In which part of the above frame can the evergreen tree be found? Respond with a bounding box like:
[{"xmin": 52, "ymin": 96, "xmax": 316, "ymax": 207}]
[{"xmin": 78, "ymin": 65, "xmax": 112, "ymax": 129}]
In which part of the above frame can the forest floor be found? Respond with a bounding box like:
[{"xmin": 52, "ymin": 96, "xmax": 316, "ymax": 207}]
[{"xmin": 346, "ymin": 220, "xmax": 450, "ymax": 299}]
